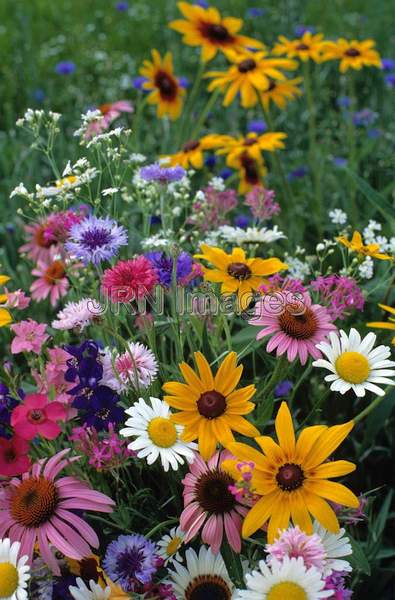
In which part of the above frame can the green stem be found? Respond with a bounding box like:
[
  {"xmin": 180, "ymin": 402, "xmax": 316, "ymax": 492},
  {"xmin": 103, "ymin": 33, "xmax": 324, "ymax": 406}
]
[
  {"xmin": 354, "ymin": 386, "xmax": 391, "ymax": 423},
  {"xmin": 347, "ymin": 74, "xmax": 358, "ymax": 224},
  {"xmin": 260, "ymin": 355, "xmax": 288, "ymax": 399},
  {"xmin": 133, "ymin": 94, "xmax": 149, "ymax": 151},
  {"xmin": 189, "ymin": 88, "xmax": 221, "ymax": 140},
  {"xmin": 177, "ymin": 60, "xmax": 205, "ymax": 147},
  {"xmin": 303, "ymin": 61, "xmax": 322, "ymax": 232}
]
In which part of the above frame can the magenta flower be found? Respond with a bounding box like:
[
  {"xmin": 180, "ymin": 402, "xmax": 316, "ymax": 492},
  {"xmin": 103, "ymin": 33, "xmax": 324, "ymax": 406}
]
[
  {"xmin": 1, "ymin": 289, "xmax": 30, "ymax": 310},
  {"xmin": 11, "ymin": 393, "xmax": 67, "ymax": 440},
  {"xmin": 10, "ymin": 319, "xmax": 49, "ymax": 354},
  {"xmin": 310, "ymin": 274, "xmax": 365, "ymax": 321},
  {"xmin": 0, "ymin": 449, "xmax": 115, "ymax": 574},
  {"xmin": 266, "ymin": 525, "xmax": 326, "ymax": 571},
  {"xmin": 249, "ymin": 291, "xmax": 336, "ymax": 365},
  {"xmin": 0, "ymin": 436, "xmax": 31, "ymax": 477},
  {"xmin": 180, "ymin": 450, "xmax": 247, "ymax": 554}
]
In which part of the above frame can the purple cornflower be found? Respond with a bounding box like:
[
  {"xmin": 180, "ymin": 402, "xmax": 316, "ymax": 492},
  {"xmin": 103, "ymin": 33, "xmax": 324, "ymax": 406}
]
[
  {"xmin": 287, "ymin": 166, "xmax": 309, "ymax": 181},
  {"xmin": 234, "ymin": 214, "xmax": 251, "ymax": 228},
  {"xmin": 115, "ymin": 1, "xmax": 129, "ymax": 10},
  {"xmin": 132, "ymin": 76, "xmax": 149, "ymax": 90},
  {"xmin": 55, "ymin": 61, "xmax": 76, "ymax": 75},
  {"xmin": 103, "ymin": 534, "xmax": 158, "ymax": 592},
  {"xmin": 178, "ymin": 76, "xmax": 189, "ymax": 88},
  {"xmin": 139, "ymin": 163, "xmax": 186, "ymax": 183},
  {"xmin": 385, "ymin": 74, "xmax": 395, "ymax": 87},
  {"xmin": 0, "ymin": 384, "xmax": 18, "ymax": 438},
  {"xmin": 337, "ymin": 96, "xmax": 351, "ymax": 109},
  {"xmin": 72, "ymin": 385, "xmax": 123, "ymax": 431},
  {"xmin": 145, "ymin": 251, "xmax": 193, "ymax": 287},
  {"xmin": 246, "ymin": 7, "xmax": 266, "ymax": 17},
  {"xmin": 333, "ymin": 157, "xmax": 348, "ymax": 167},
  {"xmin": 65, "ymin": 215, "xmax": 128, "ymax": 266},
  {"xmin": 219, "ymin": 167, "xmax": 233, "ymax": 180},
  {"xmin": 245, "ymin": 186, "xmax": 280, "ymax": 220},
  {"xmin": 248, "ymin": 119, "xmax": 267, "ymax": 134},
  {"xmin": 294, "ymin": 24, "xmax": 316, "ymax": 36},
  {"xmin": 352, "ymin": 108, "xmax": 378, "ymax": 127},
  {"xmin": 310, "ymin": 274, "xmax": 365, "ymax": 321},
  {"xmin": 381, "ymin": 58, "xmax": 395, "ymax": 72},
  {"xmin": 274, "ymin": 380, "xmax": 293, "ymax": 398},
  {"xmin": 324, "ymin": 571, "xmax": 352, "ymax": 599}
]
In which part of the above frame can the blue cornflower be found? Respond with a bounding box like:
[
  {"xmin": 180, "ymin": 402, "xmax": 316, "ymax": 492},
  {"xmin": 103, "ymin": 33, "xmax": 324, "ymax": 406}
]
[
  {"xmin": 115, "ymin": 1, "xmax": 129, "ymax": 10},
  {"xmin": 336, "ymin": 96, "xmax": 351, "ymax": 109},
  {"xmin": 178, "ymin": 76, "xmax": 189, "ymax": 88},
  {"xmin": 234, "ymin": 214, "xmax": 251, "ymax": 228},
  {"xmin": 55, "ymin": 61, "xmax": 76, "ymax": 75},
  {"xmin": 385, "ymin": 74, "xmax": 395, "ymax": 87},
  {"xmin": 150, "ymin": 215, "xmax": 162, "ymax": 225},
  {"xmin": 274, "ymin": 380, "xmax": 293, "ymax": 398},
  {"xmin": 194, "ymin": 0, "xmax": 209, "ymax": 7},
  {"xmin": 352, "ymin": 108, "xmax": 377, "ymax": 127},
  {"xmin": 139, "ymin": 163, "xmax": 186, "ymax": 183},
  {"xmin": 333, "ymin": 157, "xmax": 348, "ymax": 168},
  {"xmin": 72, "ymin": 385, "xmax": 123, "ymax": 430},
  {"xmin": 33, "ymin": 89, "xmax": 45, "ymax": 103},
  {"xmin": 132, "ymin": 76, "xmax": 148, "ymax": 90},
  {"xmin": 248, "ymin": 119, "xmax": 267, "ymax": 134},
  {"xmin": 145, "ymin": 251, "xmax": 193, "ymax": 287},
  {"xmin": 381, "ymin": 58, "xmax": 395, "ymax": 72},
  {"xmin": 103, "ymin": 534, "xmax": 158, "ymax": 592},
  {"xmin": 246, "ymin": 7, "xmax": 266, "ymax": 17},
  {"xmin": 204, "ymin": 154, "xmax": 217, "ymax": 168},
  {"xmin": 65, "ymin": 215, "xmax": 128, "ymax": 266},
  {"xmin": 0, "ymin": 384, "xmax": 18, "ymax": 438},
  {"xmin": 219, "ymin": 167, "xmax": 233, "ymax": 180},
  {"xmin": 287, "ymin": 166, "xmax": 309, "ymax": 181},
  {"xmin": 367, "ymin": 128, "xmax": 381, "ymax": 139},
  {"xmin": 294, "ymin": 24, "xmax": 316, "ymax": 36}
]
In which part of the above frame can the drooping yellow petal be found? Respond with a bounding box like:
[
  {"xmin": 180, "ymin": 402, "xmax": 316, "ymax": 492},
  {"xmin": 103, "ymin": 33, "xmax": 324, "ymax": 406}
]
[
  {"xmin": 198, "ymin": 419, "xmax": 217, "ymax": 460},
  {"xmin": 308, "ymin": 460, "xmax": 356, "ymax": 479},
  {"xmin": 305, "ymin": 480, "xmax": 359, "ymax": 508},
  {"xmin": 303, "ymin": 421, "xmax": 354, "ymax": 469},
  {"xmin": 303, "ymin": 490, "xmax": 340, "ymax": 533},
  {"xmin": 194, "ymin": 352, "xmax": 214, "ymax": 389},
  {"xmin": 275, "ymin": 401, "xmax": 296, "ymax": 459},
  {"xmin": 242, "ymin": 492, "xmax": 278, "ymax": 538},
  {"xmin": 289, "ymin": 489, "xmax": 313, "ymax": 534},
  {"xmin": 267, "ymin": 495, "xmax": 291, "ymax": 542}
]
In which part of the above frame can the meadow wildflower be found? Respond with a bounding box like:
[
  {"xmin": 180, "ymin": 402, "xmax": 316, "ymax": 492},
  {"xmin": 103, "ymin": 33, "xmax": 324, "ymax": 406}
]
[
  {"xmin": 10, "ymin": 319, "xmax": 49, "ymax": 354},
  {"xmin": 101, "ymin": 257, "xmax": 159, "ymax": 303},
  {"xmin": 273, "ymin": 31, "xmax": 326, "ymax": 62},
  {"xmin": 140, "ymin": 50, "xmax": 185, "ymax": 120},
  {"xmin": 321, "ymin": 38, "xmax": 381, "ymax": 71},
  {"xmin": 11, "ymin": 393, "xmax": 66, "ymax": 440},
  {"xmin": 65, "ymin": 216, "xmax": 128, "ymax": 266},
  {"xmin": 52, "ymin": 298, "xmax": 104, "ymax": 331},
  {"xmin": 0, "ymin": 538, "xmax": 30, "ymax": 600},
  {"xmin": 30, "ymin": 259, "xmax": 69, "ymax": 306},
  {"xmin": 0, "ymin": 436, "xmax": 31, "ymax": 477},
  {"xmin": 337, "ymin": 231, "xmax": 392, "ymax": 260},
  {"xmin": 103, "ymin": 534, "xmax": 158, "ymax": 592}
]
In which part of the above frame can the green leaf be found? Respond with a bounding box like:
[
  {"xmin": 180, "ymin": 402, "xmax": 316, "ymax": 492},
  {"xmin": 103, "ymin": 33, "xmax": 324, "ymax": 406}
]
[
  {"xmin": 349, "ymin": 537, "xmax": 371, "ymax": 575},
  {"xmin": 346, "ymin": 169, "xmax": 395, "ymax": 225}
]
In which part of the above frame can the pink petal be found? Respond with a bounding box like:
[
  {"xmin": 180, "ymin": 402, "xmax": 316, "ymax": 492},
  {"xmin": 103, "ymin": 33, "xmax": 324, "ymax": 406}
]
[
  {"xmin": 38, "ymin": 421, "xmax": 62, "ymax": 440},
  {"xmin": 50, "ymin": 515, "xmax": 91, "ymax": 557},
  {"xmin": 56, "ymin": 508, "xmax": 99, "ymax": 548},
  {"xmin": 45, "ymin": 402, "xmax": 67, "ymax": 421},
  {"xmin": 224, "ymin": 511, "xmax": 242, "ymax": 553},
  {"xmin": 45, "ymin": 521, "xmax": 85, "ymax": 560},
  {"xmin": 38, "ymin": 528, "xmax": 60, "ymax": 575}
]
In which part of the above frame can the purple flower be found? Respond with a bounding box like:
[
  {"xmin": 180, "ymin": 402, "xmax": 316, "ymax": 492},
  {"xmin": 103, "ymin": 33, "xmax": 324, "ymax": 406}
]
[
  {"xmin": 385, "ymin": 74, "xmax": 395, "ymax": 87},
  {"xmin": 145, "ymin": 251, "xmax": 193, "ymax": 287},
  {"xmin": 178, "ymin": 76, "xmax": 189, "ymax": 88},
  {"xmin": 115, "ymin": 1, "xmax": 129, "ymax": 10},
  {"xmin": 65, "ymin": 215, "xmax": 128, "ymax": 266},
  {"xmin": 336, "ymin": 96, "xmax": 351, "ymax": 109},
  {"xmin": 274, "ymin": 380, "xmax": 293, "ymax": 398},
  {"xmin": 352, "ymin": 108, "xmax": 378, "ymax": 127},
  {"xmin": 324, "ymin": 571, "xmax": 352, "ymax": 599},
  {"xmin": 248, "ymin": 119, "xmax": 267, "ymax": 134},
  {"xmin": 287, "ymin": 166, "xmax": 309, "ymax": 181},
  {"xmin": 139, "ymin": 163, "xmax": 186, "ymax": 183},
  {"xmin": 367, "ymin": 128, "xmax": 381, "ymax": 138},
  {"xmin": 194, "ymin": 0, "xmax": 209, "ymax": 7},
  {"xmin": 55, "ymin": 61, "xmax": 76, "ymax": 75},
  {"xmin": 132, "ymin": 76, "xmax": 149, "ymax": 90},
  {"xmin": 333, "ymin": 157, "xmax": 348, "ymax": 167},
  {"xmin": 246, "ymin": 7, "xmax": 266, "ymax": 17},
  {"xmin": 381, "ymin": 58, "xmax": 395, "ymax": 72},
  {"xmin": 33, "ymin": 89, "xmax": 45, "ymax": 103},
  {"xmin": 204, "ymin": 154, "xmax": 217, "ymax": 168},
  {"xmin": 103, "ymin": 534, "xmax": 158, "ymax": 592},
  {"xmin": 150, "ymin": 215, "xmax": 162, "ymax": 225},
  {"xmin": 234, "ymin": 214, "xmax": 251, "ymax": 228},
  {"xmin": 72, "ymin": 385, "xmax": 123, "ymax": 431},
  {"xmin": 310, "ymin": 275, "xmax": 365, "ymax": 320},
  {"xmin": 245, "ymin": 186, "xmax": 280, "ymax": 220},
  {"xmin": 294, "ymin": 24, "xmax": 316, "ymax": 36},
  {"xmin": 219, "ymin": 167, "xmax": 233, "ymax": 180},
  {"xmin": 0, "ymin": 384, "xmax": 18, "ymax": 438}
]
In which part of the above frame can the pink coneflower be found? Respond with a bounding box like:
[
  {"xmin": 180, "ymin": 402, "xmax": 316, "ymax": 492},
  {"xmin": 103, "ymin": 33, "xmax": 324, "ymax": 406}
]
[
  {"xmin": 180, "ymin": 450, "xmax": 247, "ymax": 554},
  {"xmin": 10, "ymin": 319, "xmax": 49, "ymax": 354},
  {"xmin": 249, "ymin": 291, "xmax": 336, "ymax": 364},
  {"xmin": 0, "ymin": 449, "xmax": 115, "ymax": 574},
  {"xmin": 101, "ymin": 256, "xmax": 159, "ymax": 304},
  {"xmin": 19, "ymin": 221, "xmax": 59, "ymax": 262},
  {"xmin": 85, "ymin": 100, "xmax": 134, "ymax": 138},
  {"xmin": 100, "ymin": 342, "xmax": 158, "ymax": 391},
  {"xmin": 266, "ymin": 525, "xmax": 326, "ymax": 571},
  {"xmin": 30, "ymin": 259, "xmax": 69, "ymax": 306},
  {"xmin": 0, "ymin": 436, "xmax": 31, "ymax": 477},
  {"xmin": 11, "ymin": 393, "xmax": 67, "ymax": 440},
  {"xmin": 52, "ymin": 297, "xmax": 104, "ymax": 331},
  {"xmin": 1, "ymin": 289, "xmax": 31, "ymax": 310}
]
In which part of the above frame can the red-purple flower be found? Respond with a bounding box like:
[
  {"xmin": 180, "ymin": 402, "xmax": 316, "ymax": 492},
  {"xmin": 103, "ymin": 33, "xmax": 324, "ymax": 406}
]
[
  {"xmin": 0, "ymin": 436, "xmax": 31, "ymax": 477},
  {"xmin": 11, "ymin": 393, "xmax": 67, "ymax": 440},
  {"xmin": 102, "ymin": 256, "xmax": 159, "ymax": 303}
]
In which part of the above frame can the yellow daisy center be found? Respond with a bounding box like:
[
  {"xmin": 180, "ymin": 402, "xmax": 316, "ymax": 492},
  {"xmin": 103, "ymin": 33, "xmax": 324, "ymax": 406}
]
[
  {"xmin": 335, "ymin": 351, "xmax": 370, "ymax": 384},
  {"xmin": 0, "ymin": 563, "xmax": 19, "ymax": 597},
  {"xmin": 166, "ymin": 536, "xmax": 181, "ymax": 556},
  {"xmin": 267, "ymin": 582, "xmax": 307, "ymax": 600},
  {"xmin": 56, "ymin": 175, "xmax": 78, "ymax": 188},
  {"xmin": 147, "ymin": 417, "xmax": 177, "ymax": 448}
]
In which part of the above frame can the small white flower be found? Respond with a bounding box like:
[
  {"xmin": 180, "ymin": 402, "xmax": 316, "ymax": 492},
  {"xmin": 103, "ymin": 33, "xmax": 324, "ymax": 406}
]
[
  {"xmin": 120, "ymin": 397, "xmax": 197, "ymax": 472},
  {"xmin": 10, "ymin": 183, "xmax": 29, "ymax": 199},
  {"xmin": 52, "ymin": 298, "xmax": 104, "ymax": 331},
  {"xmin": 209, "ymin": 176, "xmax": 225, "ymax": 191},
  {"xmin": 157, "ymin": 526, "xmax": 185, "ymax": 565},
  {"xmin": 313, "ymin": 521, "xmax": 352, "ymax": 576},
  {"xmin": 313, "ymin": 328, "xmax": 395, "ymax": 397},
  {"xmin": 358, "ymin": 256, "xmax": 374, "ymax": 279},
  {"xmin": 218, "ymin": 225, "xmax": 286, "ymax": 245},
  {"xmin": 283, "ymin": 254, "xmax": 310, "ymax": 280},
  {"xmin": 129, "ymin": 152, "xmax": 146, "ymax": 165},
  {"xmin": 101, "ymin": 187, "xmax": 120, "ymax": 196},
  {"xmin": 69, "ymin": 577, "xmax": 110, "ymax": 600},
  {"xmin": 329, "ymin": 208, "xmax": 347, "ymax": 225}
]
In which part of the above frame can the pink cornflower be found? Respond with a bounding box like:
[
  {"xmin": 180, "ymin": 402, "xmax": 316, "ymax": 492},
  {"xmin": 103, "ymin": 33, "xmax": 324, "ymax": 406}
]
[
  {"xmin": 69, "ymin": 423, "xmax": 135, "ymax": 470},
  {"xmin": 11, "ymin": 393, "xmax": 67, "ymax": 440},
  {"xmin": 30, "ymin": 258, "xmax": 69, "ymax": 306},
  {"xmin": 101, "ymin": 256, "xmax": 159, "ymax": 304},
  {"xmin": 250, "ymin": 291, "xmax": 336, "ymax": 365},
  {"xmin": 0, "ymin": 436, "xmax": 31, "ymax": 477},
  {"xmin": 100, "ymin": 342, "xmax": 158, "ymax": 391},
  {"xmin": 180, "ymin": 450, "xmax": 247, "ymax": 554},
  {"xmin": 245, "ymin": 186, "xmax": 280, "ymax": 221},
  {"xmin": 1, "ymin": 289, "xmax": 30, "ymax": 310},
  {"xmin": 266, "ymin": 525, "xmax": 326, "ymax": 571},
  {"xmin": 45, "ymin": 209, "xmax": 84, "ymax": 244},
  {"xmin": 52, "ymin": 297, "xmax": 104, "ymax": 331},
  {"xmin": 85, "ymin": 100, "xmax": 134, "ymax": 138},
  {"xmin": 10, "ymin": 319, "xmax": 49, "ymax": 354},
  {"xmin": 310, "ymin": 275, "xmax": 365, "ymax": 321},
  {"xmin": 0, "ymin": 449, "xmax": 115, "ymax": 574},
  {"xmin": 19, "ymin": 220, "xmax": 59, "ymax": 262},
  {"xmin": 188, "ymin": 186, "xmax": 237, "ymax": 231}
]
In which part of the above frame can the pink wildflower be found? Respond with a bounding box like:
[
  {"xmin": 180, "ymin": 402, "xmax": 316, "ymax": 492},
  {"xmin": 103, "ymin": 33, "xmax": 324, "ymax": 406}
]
[
  {"xmin": 10, "ymin": 319, "xmax": 49, "ymax": 354},
  {"xmin": 1, "ymin": 289, "xmax": 30, "ymax": 310},
  {"xmin": 85, "ymin": 100, "xmax": 134, "ymax": 138},
  {"xmin": 188, "ymin": 186, "xmax": 237, "ymax": 231},
  {"xmin": 266, "ymin": 525, "xmax": 326, "ymax": 571},
  {"xmin": 0, "ymin": 436, "xmax": 31, "ymax": 477},
  {"xmin": 30, "ymin": 259, "xmax": 69, "ymax": 306},
  {"xmin": 245, "ymin": 185, "xmax": 280, "ymax": 220},
  {"xmin": 310, "ymin": 275, "xmax": 365, "ymax": 321},
  {"xmin": 45, "ymin": 209, "xmax": 85, "ymax": 244},
  {"xmin": 11, "ymin": 393, "xmax": 67, "ymax": 440},
  {"xmin": 101, "ymin": 256, "xmax": 159, "ymax": 304},
  {"xmin": 19, "ymin": 220, "xmax": 59, "ymax": 262},
  {"xmin": 69, "ymin": 423, "xmax": 135, "ymax": 471}
]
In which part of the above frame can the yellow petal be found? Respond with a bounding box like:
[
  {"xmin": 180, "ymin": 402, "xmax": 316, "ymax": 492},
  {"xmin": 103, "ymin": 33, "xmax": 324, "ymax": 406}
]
[
  {"xmin": 0, "ymin": 276, "xmax": 10, "ymax": 286},
  {"xmin": 275, "ymin": 401, "xmax": 295, "ymax": 459},
  {"xmin": 295, "ymin": 425, "xmax": 328, "ymax": 462},
  {"xmin": 308, "ymin": 460, "xmax": 356, "ymax": 479},
  {"xmin": 267, "ymin": 495, "xmax": 291, "ymax": 542},
  {"xmin": 289, "ymin": 489, "xmax": 313, "ymax": 534},
  {"xmin": 198, "ymin": 419, "xmax": 217, "ymax": 460},
  {"xmin": 224, "ymin": 414, "xmax": 259, "ymax": 438},
  {"xmin": 242, "ymin": 492, "xmax": 278, "ymax": 538},
  {"xmin": 303, "ymin": 421, "xmax": 354, "ymax": 469},
  {"xmin": 303, "ymin": 490, "xmax": 340, "ymax": 533},
  {"xmin": 194, "ymin": 352, "xmax": 214, "ymax": 389},
  {"xmin": 179, "ymin": 362, "xmax": 205, "ymax": 393},
  {"xmin": 255, "ymin": 436, "xmax": 285, "ymax": 463},
  {"xmin": 228, "ymin": 441, "xmax": 271, "ymax": 472},
  {"xmin": 305, "ymin": 480, "xmax": 359, "ymax": 508},
  {"xmin": 0, "ymin": 308, "xmax": 12, "ymax": 327}
]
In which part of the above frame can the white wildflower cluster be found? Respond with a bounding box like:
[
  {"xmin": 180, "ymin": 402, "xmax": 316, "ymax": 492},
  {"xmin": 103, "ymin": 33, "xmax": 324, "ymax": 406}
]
[
  {"xmin": 16, "ymin": 108, "xmax": 61, "ymax": 130},
  {"xmin": 329, "ymin": 208, "xmax": 347, "ymax": 225},
  {"xmin": 141, "ymin": 231, "xmax": 173, "ymax": 250},
  {"xmin": 86, "ymin": 127, "xmax": 130, "ymax": 150},
  {"xmin": 102, "ymin": 188, "xmax": 120, "ymax": 196},
  {"xmin": 10, "ymin": 183, "xmax": 33, "ymax": 201},
  {"xmin": 34, "ymin": 158, "xmax": 98, "ymax": 202},
  {"xmin": 168, "ymin": 175, "xmax": 191, "ymax": 202},
  {"xmin": 208, "ymin": 176, "xmax": 226, "ymax": 191},
  {"xmin": 362, "ymin": 219, "xmax": 395, "ymax": 254},
  {"xmin": 215, "ymin": 225, "xmax": 286, "ymax": 245},
  {"xmin": 284, "ymin": 247, "xmax": 312, "ymax": 280},
  {"xmin": 358, "ymin": 256, "xmax": 374, "ymax": 279},
  {"xmin": 128, "ymin": 153, "xmax": 147, "ymax": 166},
  {"xmin": 73, "ymin": 109, "xmax": 104, "ymax": 139},
  {"xmin": 316, "ymin": 239, "xmax": 337, "ymax": 253}
]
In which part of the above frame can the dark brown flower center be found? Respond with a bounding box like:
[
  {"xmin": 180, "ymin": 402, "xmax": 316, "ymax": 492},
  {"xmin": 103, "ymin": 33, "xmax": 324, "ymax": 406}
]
[
  {"xmin": 278, "ymin": 306, "xmax": 318, "ymax": 339},
  {"xmin": 296, "ymin": 43, "xmax": 310, "ymax": 51},
  {"xmin": 28, "ymin": 409, "xmax": 46, "ymax": 424},
  {"xmin": 344, "ymin": 48, "xmax": 360, "ymax": 57},
  {"xmin": 154, "ymin": 70, "xmax": 178, "ymax": 100},
  {"xmin": 11, "ymin": 476, "xmax": 58, "ymax": 528},
  {"xmin": 44, "ymin": 260, "xmax": 66, "ymax": 284},
  {"xmin": 240, "ymin": 152, "xmax": 260, "ymax": 185},
  {"xmin": 196, "ymin": 468, "xmax": 236, "ymax": 514},
  {"xmin": 197, "ymin": 391, "xmax": 226, "ymax": 419},
  {"xmin": 183, "ymin": 139, "xmax": 200, "ymax": 152},
  {"xmin": 238, "ymin": 58, "xmax": 256, "ymax": 73},
  {"xmin": 276, "ymin": 463, "xmax": 305, "ymax": 491},
  {"xmin": 80, "ymin": 557, "xmax": 100, "ymax": 582},
  {"xmin": 200, "ymin": 22, "xmax": 233, "ymax": 44},
  {"xmin": 266, "ymin": 79, "xmax": 277, "ymax": 91},
  {"xmin": 99, "ymin": 102, "xmax": 112, "ymax": 115},
  {"xmin": 227, "ymin": 262, "xmax": 251, "ymax": 280},
  {"xmin": 186, "ymin": 575, "xmax": 232, "ymax": 600}
]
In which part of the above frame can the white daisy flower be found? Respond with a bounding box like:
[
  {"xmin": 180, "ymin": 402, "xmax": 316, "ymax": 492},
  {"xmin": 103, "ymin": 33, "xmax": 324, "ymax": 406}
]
[
  {"xmin": 313, "ymin": 328, "xmax": 395, "ymax": 397},
  {"xmin": 313, "ymin": 521, "xmax": 352, "ymax": 576},
  {"xmin": 157, "ymin": 526, "xmax": 185, "ymax": 565},
  {"xmin": 234, "ymin": 556, "xmax": 332, "ymax": 600},
  {"xmin": 69, "ymin": 577, "xmax": 110, "ymax": 600},
  {"xmin": 167, "ymin": 546, "xmax": 234, "ymax": 600},
  {"xmin": 217, "ymin": 225, "xmax": 286, "ymax": 245},
  {"xmin": 120, "ymin": 397, "xmax": 197, "ymax": 472},
  {"xmin": 0, "ymin": 538, "xmax": 30, "ymax": 600}
]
